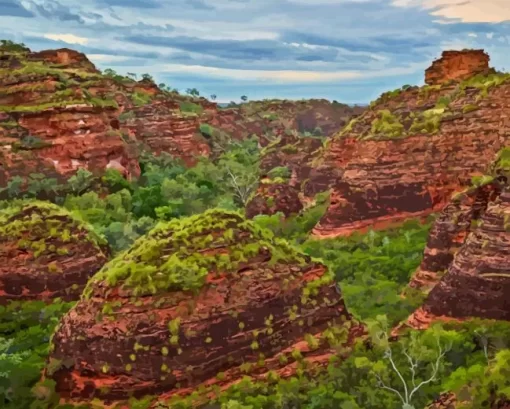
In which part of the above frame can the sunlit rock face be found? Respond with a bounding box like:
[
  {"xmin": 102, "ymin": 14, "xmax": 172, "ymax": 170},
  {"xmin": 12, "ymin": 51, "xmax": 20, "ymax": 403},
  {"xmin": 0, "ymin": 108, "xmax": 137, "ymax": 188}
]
[{"xmin": 425, "ymin": 50, "xmax": 491, "ymax": 86}]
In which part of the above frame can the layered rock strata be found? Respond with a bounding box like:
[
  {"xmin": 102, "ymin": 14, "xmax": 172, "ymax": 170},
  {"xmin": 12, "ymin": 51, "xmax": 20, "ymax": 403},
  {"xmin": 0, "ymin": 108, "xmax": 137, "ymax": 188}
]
[
  {"xmin": 425, "ymin": 50, "xmax": 491, "ymax": 86},
  {"xmin": 0, "ymin": 200, "xmax": 109, "ymax": 304},
  {"xmin": 406, "ymin": 148, "xmax": 510, "ymax": 327},
  {"xmin": 0, "ymin": 46, "xmax": 139, "ymax": 183},
  {"xmin": 48, "ymin": 209, "xmax": 361, "ymax": 402},
  {"xmin": 312, "ymin": 50, "xmax": 510, "ymax": 238}
]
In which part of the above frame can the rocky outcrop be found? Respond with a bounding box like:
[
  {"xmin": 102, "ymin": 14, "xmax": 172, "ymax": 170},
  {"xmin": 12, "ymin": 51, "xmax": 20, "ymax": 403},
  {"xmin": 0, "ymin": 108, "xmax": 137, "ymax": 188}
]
[
  {"xmin": 246, "ymin": 181, "xmax": 303, "ymax": 219},
  {"xmin": 120, "ymin": 100, "xmax": 210, "ymax": 165},
  {"xmin": 0, "ymin": 200, "xmax": 109, "ymax": 304},
  {"xmin": 405, "ymin": 148, "xmax": 510, "ymax": 327},
  {"xmin": 312, "ymin": 50, "xmax": 510, "ymax": 238},
  {"xmin": 408, "ymin": 183, "xmax": 501, "ymax": 292},
  {"xmin": 425, "ymin": 50, "xmax": 491, "ymax": 86},
  {"xmin": 0, "ymin": 45, "xmax": 140, "ymax": 185},
  {"xmin": 48, "ymin": 209, "xmax": 362, "ymax": 403}
]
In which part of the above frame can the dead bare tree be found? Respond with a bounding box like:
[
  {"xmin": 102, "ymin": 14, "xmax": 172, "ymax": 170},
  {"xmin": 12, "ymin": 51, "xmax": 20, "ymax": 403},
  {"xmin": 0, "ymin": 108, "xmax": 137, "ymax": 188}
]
[
  {"xmin": 225, "ymin": 166, "xmax": 258, "ymax": 207},
  {"xmin": 374, "ymin": 331, "xmax": 451, "ymax": 409}
]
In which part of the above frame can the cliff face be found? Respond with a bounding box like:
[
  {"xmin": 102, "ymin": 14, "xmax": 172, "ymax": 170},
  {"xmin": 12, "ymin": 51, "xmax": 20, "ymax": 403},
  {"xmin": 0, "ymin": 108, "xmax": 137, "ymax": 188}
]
[
  {"xmin": 48, "ymin": 209, "xmax": 361, "ymax": 403},
  {"xmin": 0, "ymin": 46, "xmax": 144, "ymax": 184},
  {"xmin": 312, "ymin": 49, "xmax": 510, "ymax": 238},
  {"xmin": 0, "ymin": 43, "xmax": 364, "ymax": 191},
  {"xmin": 425, "ymin": 50, "xmax": 491, "ymax": 86},
  {"xmin": 408, "ymin": 183, "xmax": 500, "ymax": 292},
  {"xmin": 406, "ymin": 148, "xmax": 510, "ymax": 328},
  {"xmin": 120, "ymin": 99, "xmax": 210, "ymax": 166},
  {"xmin": 0, "ymin": 201, "xmax": 108, "ymax": 304}
]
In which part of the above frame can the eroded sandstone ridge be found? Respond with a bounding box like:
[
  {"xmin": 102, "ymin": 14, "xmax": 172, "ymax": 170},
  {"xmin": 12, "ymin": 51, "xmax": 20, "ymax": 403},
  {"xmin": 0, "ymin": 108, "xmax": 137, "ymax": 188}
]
[
  {"xmin": 312, "ymin": 49, "xmax": 510, "ymax": 238},
  {"xmin": 425, "ymin": 50, "xmax": 491, "ymax": 86},
  {"xmin": 0, "ymin": 200, "xmax": 108, "ymax": 303},
  {"xmin": 48, "ymin": 209, "xmax": 361, "ymax": 402},
  {"xmin": 0, "ymin": 45, "xmax": 140, "ymax": 184},
  {"xmin": 405, "ymin": 148, "xmax": 510, "ymax": 328}
]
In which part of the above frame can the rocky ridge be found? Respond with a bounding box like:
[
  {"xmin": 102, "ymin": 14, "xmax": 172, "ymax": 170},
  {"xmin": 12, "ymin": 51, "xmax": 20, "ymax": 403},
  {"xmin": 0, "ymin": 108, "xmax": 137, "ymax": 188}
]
[
  {"xmin": 405, "ymin": 147, "xmax": 510, "ymax": 328},
  {"xmin": 311, "ymin": 49, "xmax": 510, "ymax": 238},
  {"xmin": 48, "ymin": 209, "xmax": 362, "ymax": 403},
  {"xmin": 0, "ymin": 200, "xmax": 109, "ymax": 303},
  {"xmin": 0, "ymin": 46, "xmax": 142, "ymax": 185},
  {"xmin": 0, "ymin": 42, "xmax": 363, "ymax": 194}
]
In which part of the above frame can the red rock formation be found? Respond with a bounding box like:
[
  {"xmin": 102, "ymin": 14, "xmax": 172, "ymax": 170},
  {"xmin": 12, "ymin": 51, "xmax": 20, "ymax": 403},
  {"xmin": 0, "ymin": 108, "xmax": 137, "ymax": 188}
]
[
  {"xmin": 425, "ymin": 50, "xmax": 491, "ymax": 86},
  {"xmin": 47, "ymin": 209, "xmax": 362, "ymax": 403},
  {"xmin": 246, "ymin": 181, "xmax": 303, "ymax": 219},
  {"xmin": 0, "ymin": 201, "xmax": 109, "ymax": 304},
  {"xmin": 120, "ymin": 99, "xmax": 210, "ymax": 165},
  {"xmin": 408, "ymin": 183, "xmax": 501, "ymax": 292},
  {"xmin": 405, "ymin": 149, "xmax": 510, "ymax": 326},
  {"xmin": 0, "ymin": 46, "xmax": 140, "ymax": 184},
  {"xmin": 28, "ymin": 48, "xmax": 99, "ymax": 73},
  {"xmin": 312, "ymin": 50, "xmax": 510, "ymax": 238}
]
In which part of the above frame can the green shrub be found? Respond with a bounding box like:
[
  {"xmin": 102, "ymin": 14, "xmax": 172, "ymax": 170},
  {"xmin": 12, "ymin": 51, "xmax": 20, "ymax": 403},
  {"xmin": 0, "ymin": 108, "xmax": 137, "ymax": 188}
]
[{"xmin": 370, "ymin": 110, "xmax": 404, "ymax": 138}]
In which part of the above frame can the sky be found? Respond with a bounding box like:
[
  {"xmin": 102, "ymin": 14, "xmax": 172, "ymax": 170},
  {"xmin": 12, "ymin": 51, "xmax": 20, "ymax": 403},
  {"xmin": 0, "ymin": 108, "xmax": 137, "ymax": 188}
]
[{"xmin": 0, "ymin": 0, "xmax": 509, "ymax": 104}]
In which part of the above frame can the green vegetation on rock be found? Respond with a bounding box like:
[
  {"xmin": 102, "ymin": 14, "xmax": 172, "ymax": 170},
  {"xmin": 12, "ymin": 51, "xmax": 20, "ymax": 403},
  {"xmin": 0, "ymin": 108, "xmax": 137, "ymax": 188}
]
[
  {"xmin": 0, "ymin": 200, "xmax": 106, "ymax": 255},
  {"xmin": 369, "ymin": 110, "xmax": 404, "ymax": 139},
  {"xmin": 85, "ymin": 209, "xmax": 307, "ymax": 297}
]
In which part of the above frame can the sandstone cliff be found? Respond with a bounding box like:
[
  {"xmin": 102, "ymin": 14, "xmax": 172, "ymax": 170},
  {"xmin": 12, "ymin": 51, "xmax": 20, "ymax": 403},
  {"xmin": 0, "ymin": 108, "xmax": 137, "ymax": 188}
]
[
  {"xmin": 48, "ymin": 209, "xmax": 361, "ymax": 403},
  {"xmin": 312, "ymin": 49, "xmax": 510, "ymax": 238},
  {"xmin": 405, "ymin": 147, "xmax": 510, "ymax": 328},
  {"xmin": 0, "ymin": 46, "xmax": 141, "ymax": 184},
  {"xmin": 425, "ymin": 50, "xmax": 492, "ymax": 86},
  {"xmin": 0, "ymin": 200, "xmax": 108, "ymax": 303}
]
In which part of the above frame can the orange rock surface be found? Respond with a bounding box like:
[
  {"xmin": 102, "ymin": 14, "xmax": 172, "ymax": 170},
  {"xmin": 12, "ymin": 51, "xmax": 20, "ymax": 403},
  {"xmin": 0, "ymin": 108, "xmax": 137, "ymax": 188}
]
[{"xmin": 425, "ymin": 50, "xmax": 491, "ymax": 86}]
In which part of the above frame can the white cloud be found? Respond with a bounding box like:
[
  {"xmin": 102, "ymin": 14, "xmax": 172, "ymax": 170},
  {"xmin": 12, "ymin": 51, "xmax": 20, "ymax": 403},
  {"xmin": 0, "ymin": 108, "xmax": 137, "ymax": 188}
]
[
  {"xmin": 487, "ymin": 32, "xmax": 494, "ymax": 39},
  {"xmin": 87, "ymin": 54, "xmax": 132, "ymax": 63},
  {"xmin": 393, "ymin": 0, "xmax": 510, "ymax": 23},
  {"xmin": 43, "ymin": 33, "xmax": 89, "ymax": 45},
  {"xmin": 153, "ymin": 62, "xmax": 425, "ymax": 83},
  {"xmin": 468, "ymin": 33, "xmax": 477, "ymax": 37}
]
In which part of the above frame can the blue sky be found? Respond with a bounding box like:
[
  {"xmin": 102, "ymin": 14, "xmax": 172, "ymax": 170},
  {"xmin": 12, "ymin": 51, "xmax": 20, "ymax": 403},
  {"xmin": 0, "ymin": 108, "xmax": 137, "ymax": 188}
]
[{"xmin": 0, "ymin": 0, "xmax": 509, "ymax": 103}]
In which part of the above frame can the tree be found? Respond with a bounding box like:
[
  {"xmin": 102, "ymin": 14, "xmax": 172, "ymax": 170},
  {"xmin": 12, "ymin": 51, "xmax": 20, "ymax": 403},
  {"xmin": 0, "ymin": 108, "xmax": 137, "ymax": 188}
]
[
  {"xmin": 240, "ymin": 95, "xmax": 248, "ymax": 102},
  {"xmin": 356, "ymin": 316, "xmax": 453, "ymax": 409},
  {"xmin": 67, "ymin": 168, "xmax": 94, "ymax": 196},
  {"xmin": 186, "ymin": 88, "xmax": 200, "ymax": 97},
  {"xmin": 127, "ymin": 72, "xmax": 137, "ymax": 80},
  {"xmin": 103, "ymin": 68, "xmax": 117, "ymax": 77},
  {"xmin": 141, "ymin": 73, "xmax": 154, "ymax": 82},
  {"xmin": 210, "ymin": 94, "xmax": 217, "ymax": 101}
]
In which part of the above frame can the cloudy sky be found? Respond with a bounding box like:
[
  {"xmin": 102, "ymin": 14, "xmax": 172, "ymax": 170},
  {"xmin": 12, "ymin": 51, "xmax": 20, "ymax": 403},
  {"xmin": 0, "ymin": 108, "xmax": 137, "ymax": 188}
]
[{"xmin": 1, "ymin": 0, "xmax": 509, "ymax": 103}]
